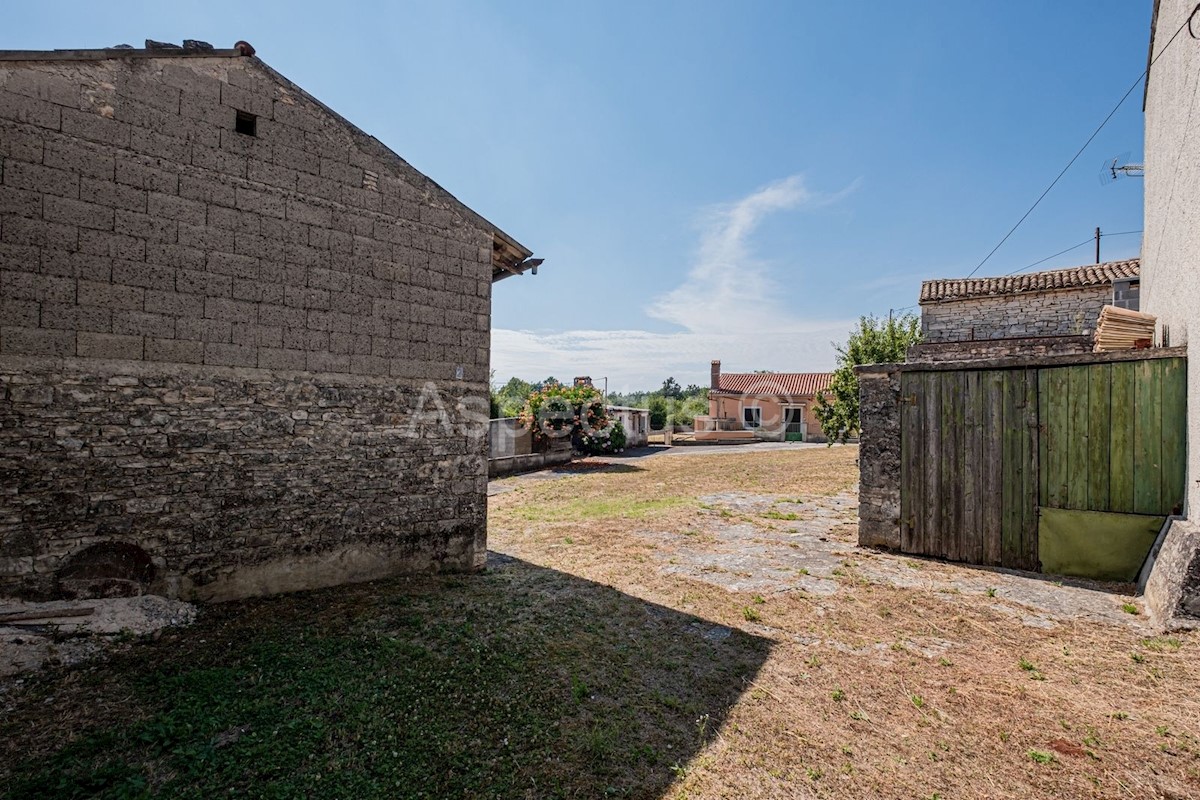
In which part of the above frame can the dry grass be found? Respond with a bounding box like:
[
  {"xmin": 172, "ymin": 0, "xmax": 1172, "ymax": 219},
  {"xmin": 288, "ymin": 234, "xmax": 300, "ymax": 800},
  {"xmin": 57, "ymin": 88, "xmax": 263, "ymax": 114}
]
[
  {"xmin": 490, "ymin": 445, "xmax": 1200, "ymax": 799},
  {"xmin": 2, "ymin": 445, "xmax": 1198, "ymax": 799}
]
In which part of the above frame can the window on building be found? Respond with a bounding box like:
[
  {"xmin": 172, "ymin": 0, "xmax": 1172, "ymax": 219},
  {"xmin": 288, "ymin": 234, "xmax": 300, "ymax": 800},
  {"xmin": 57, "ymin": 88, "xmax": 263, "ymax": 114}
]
[
  {"xmin": 235, "ymin": 109, "xmax": 257, "ymax": 137},
  {"xmin": 743, "ymin": 407, "xmax": 762, "ymax": 429}
]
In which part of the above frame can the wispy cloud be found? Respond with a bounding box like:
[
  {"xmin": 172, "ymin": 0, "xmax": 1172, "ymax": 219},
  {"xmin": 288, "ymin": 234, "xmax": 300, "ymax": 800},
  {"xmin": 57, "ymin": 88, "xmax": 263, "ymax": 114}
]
[{"xmin": 492, "ymin": 175, "xmax": 857, "ymax": 390}]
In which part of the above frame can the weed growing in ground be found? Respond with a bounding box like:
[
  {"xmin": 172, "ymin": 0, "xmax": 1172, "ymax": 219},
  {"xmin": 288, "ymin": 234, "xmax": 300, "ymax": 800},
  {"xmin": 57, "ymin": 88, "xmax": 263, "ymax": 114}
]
[
  {"xmin": 1122, "ymin": 603, "xmax": 1139, "ymax": 615},
  {"xmin": 743, "ymin": 606, "xmax": 762, "ymax": 622},
  {"xmin": 1028, "ymin": 749, "xmax": 1055, "ymax": 764},
  {"xmin": 832, "ymin": 688, "xmax": 846, "ymax": 702}
]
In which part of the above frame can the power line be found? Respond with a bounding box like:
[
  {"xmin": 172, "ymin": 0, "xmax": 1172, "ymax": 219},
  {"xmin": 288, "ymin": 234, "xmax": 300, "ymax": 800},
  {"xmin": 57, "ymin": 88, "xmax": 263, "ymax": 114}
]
[
  {"xmin": 1101, "ymin": 229, "xmax": 1143, "ymax": 237},
  {"xmin": 1005, "ymin": 238, "xmax": 1094, "ymax": 275},
  {"xmin": 964, "ymin": 4, "xmax": 1199, "ymax": 279}
]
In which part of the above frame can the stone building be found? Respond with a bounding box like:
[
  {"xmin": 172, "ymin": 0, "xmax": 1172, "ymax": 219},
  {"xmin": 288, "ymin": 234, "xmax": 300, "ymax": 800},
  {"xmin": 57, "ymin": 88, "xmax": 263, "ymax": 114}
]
[
  {"xmin": 0, "ymin": 42, "xmax": 539, "ymax": 601},
  {"xmin": 912, "ymin": 259, "xmax": 1139, "ymax": 362}
]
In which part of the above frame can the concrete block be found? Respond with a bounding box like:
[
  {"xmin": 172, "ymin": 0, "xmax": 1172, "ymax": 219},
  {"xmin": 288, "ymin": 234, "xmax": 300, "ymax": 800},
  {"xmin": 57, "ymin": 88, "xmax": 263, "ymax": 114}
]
[
  {"xmin": 114, "ymin": 154, "xmax": 179, "ymax": 194},
  {"xmin": 77, "ymin": 331, "xmax": 143, "ymax": 360},
  {"xmin": 235, "ymin": 186, "xmax": 285, "ymax": 219},
  {"xmin": 284, "ymin": 285, "xmax": 329, "ymax": 310},
  {"xmin": 113, "ymin": 310, "xmax": 175, "ymax": 339},
  {"xmin": 0, "ymin": 92, "xmax": 62, "ymax": 130},
  {"xmin": 44, "ymin": 140, "xmax": 115, "ymax": 180},
  {"xmin": 306, "ymin": 350, "xmax": 350, "ymax": 373},
  {"xmin": 3, "ymin": 159, "xmax": 78, "ymax": 198},
  {"xmin": 147, "ymin": 193, "xmax": 206, "ymax": 226},
  {"xmin": 2, "ymin": 270, "xmax": 75, "ymax": 303},
  {"xmin": 219, "ymin": 82, "xmax": 274, "ymax": 119},
  {"xmin": 146, "ymin": 242, "xmax": 205, "ymax": 271},
  {"xmin": 275, "ymin": 144, "xmax": 321, "ymax": 176},
  {"xmin": 115, "ymin": 209, "xmax": 177, "ymax": 243},
  {"xmin": 247, "ymin": 160, "xmax": 300, "ymax": 191},
  {"xmin": 257, "ymin": 303, "xmax": 307, "ymax": 329},
  {"xmin": 80, "ymin": 177, "xmax": 146, "ymax": 212},
  {"xmin": 43, "ymin": 196, "xmax": 114, "ymax": 231},
  {"xmin": 179, "ymin": 174, "xmax": 236, "ymax": 207},
  {"xmin": 0, "ymin": 326, "xmax": 75, "ymax": 356},
  {"xmin": 146, "ymin": 336, "xmax": 203, "ymax": 364},
  {"xmin": 0, "ymin": 186, "xmax": 41, "ymax": 218},
  {"xmin": 203, "ymin": 296, "xmax": 257, "ymax": 323},
  {"xmin": 78, "ymin": 280, "xmax": 143, "ymax": 311},
  {"xmin": 257, "ymin": 347, "xmax": 306, "ymax": 371},
  {"xmin": 206, "ymin": 251, "xmax": 260, "ymax": 280},
  {"xmin": 61, "ymin": 108, "xmax": 130, "ymax": 148},
  {"xmin": 41, "ymin": 303, "xmax": 111, "ymax": 333},
  {"xmin": 146, "ymin": 288, "xmax": 198, "ymax": 316},
  {"xmin": 176, "ymin": 317, "xmax": 231, "ymax": 343},
  {"xmin": 0, "ymin": 122, "xmax": 45, "ymax": 162},
  {"xmin": 190, "ymin": 144, "xmax": 248, "ymax": 178},
  {"xmin": 128, "ymin": 127, "xmax": 190, "ymax": 163},
  {"xmin": 0, "ymin": 298, "xmax": 39, "ymax": 328},
  {"xmin": 203, "ymin": 341, "xmax": 256, "ymax": 367}
]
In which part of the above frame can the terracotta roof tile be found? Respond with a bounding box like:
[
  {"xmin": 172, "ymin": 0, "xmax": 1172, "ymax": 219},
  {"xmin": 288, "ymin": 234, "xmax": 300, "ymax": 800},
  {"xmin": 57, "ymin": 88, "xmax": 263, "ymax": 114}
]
[
  {"xmin": 712, "ymin": 373, "xmax": 832, "ymax": 396},
  {"xmin": 920, "ymin": 258, "xmax": 1139, "ymax": 303}
]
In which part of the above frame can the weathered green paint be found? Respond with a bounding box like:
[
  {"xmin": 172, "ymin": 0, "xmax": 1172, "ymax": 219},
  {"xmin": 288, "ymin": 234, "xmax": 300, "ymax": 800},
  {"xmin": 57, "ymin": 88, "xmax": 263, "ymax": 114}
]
[
  {"xmin": 1038, "ymin": 507, "xmax": 1164, "ymax": 582},
  {"xmin": 898, "ymin": 356, "xmax": 1184, "ymax": 575},
  {"xmin": 1065, "ymin": 365, "xmax": 1090, "ymax": 508},
  {"xmin": 1161, "ymin": 357, "xmax": 1186, "ymax": 514},
  {"xmin": 1133, "ymin": 359, "xmax": 1162, "ymax": 514},
  {"xmin": 1109, "ymin": 361, "xmax": 1136, "ymax": 513},
  {"xmin": 1086, "ymin": 363, "xmax": 1111, "ymax": 510}
]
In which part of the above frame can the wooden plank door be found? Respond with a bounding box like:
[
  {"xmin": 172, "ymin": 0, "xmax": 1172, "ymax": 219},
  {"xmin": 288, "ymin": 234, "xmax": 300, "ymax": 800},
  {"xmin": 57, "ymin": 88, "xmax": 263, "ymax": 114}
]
[{"xmin": 899, "ymin": 369, "xmax": 1038, "ymax": 570}]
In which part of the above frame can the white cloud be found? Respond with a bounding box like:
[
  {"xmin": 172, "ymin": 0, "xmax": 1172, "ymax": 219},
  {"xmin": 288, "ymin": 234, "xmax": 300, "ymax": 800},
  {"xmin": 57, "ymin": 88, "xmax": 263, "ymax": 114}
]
[{"xmin": 492, "ymin": 175, "xmax": 856, "ymax": 391}]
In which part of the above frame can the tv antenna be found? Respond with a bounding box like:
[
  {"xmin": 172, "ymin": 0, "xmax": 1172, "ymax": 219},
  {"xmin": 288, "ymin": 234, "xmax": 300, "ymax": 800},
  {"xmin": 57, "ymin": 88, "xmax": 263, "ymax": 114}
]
[{"xmin": 1100, "ymin": 152, "xmax": 1144, "ymax": 184}]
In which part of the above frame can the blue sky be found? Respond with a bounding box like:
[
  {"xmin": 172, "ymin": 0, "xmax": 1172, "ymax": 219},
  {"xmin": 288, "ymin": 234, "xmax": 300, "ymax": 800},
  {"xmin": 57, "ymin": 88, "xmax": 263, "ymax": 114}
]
[{"xmin": 4, "ymin": 2, "xmax": 1151, "ymax": 389}]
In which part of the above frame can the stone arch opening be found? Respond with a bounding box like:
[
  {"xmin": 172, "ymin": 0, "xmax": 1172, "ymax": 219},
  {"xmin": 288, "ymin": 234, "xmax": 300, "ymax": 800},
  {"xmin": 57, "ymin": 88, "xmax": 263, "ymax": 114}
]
[{"xmin": 56, "ymin": 541, "xmax": 156, "ymax": 599}]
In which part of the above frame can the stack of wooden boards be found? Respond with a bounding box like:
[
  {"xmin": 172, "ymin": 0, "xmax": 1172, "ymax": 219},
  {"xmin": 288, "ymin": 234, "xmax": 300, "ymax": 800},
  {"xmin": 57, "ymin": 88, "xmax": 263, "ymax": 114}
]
[{"xmin": 1094, "ymin": 305, "xmax": 1157, "ymax": 352}]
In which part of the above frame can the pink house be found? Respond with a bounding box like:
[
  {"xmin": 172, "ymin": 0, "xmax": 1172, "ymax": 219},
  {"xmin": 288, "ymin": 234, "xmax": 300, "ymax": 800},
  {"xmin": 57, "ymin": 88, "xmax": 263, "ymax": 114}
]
[{"xmin": 697, "ymin": 360, "xmax": 833, "ymax": 443}]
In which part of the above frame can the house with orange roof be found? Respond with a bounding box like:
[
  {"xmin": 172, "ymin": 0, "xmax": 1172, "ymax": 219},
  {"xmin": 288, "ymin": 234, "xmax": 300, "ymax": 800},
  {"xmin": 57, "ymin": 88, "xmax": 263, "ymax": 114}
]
[{"xmin": 695, "ymin": 360, "xmax": 832, "ymax": 443}]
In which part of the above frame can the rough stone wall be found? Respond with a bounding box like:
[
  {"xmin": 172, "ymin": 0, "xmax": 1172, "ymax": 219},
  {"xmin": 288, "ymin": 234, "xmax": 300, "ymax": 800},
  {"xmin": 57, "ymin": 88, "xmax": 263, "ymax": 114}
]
[
  {"xmin": 920, "ymin": 286, "xmax": 1110, "ymax": 343},
  {"xmin": 907, "ymin": 335, "xmax": 1093, "ymax": 364},
  {"xmin": 856, "ymin": 369, "xmax": 900, "ymax": 549},
  {"xmin": 0, "ymin": 55, "xmax": 496, "ymax": 599}
]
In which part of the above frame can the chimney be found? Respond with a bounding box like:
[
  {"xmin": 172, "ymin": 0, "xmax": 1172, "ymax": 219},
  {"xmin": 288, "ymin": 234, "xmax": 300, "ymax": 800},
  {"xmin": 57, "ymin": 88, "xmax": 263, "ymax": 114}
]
[{"xmin": 710, "ymin": 360, "xmax": 721, "ymax": 391}]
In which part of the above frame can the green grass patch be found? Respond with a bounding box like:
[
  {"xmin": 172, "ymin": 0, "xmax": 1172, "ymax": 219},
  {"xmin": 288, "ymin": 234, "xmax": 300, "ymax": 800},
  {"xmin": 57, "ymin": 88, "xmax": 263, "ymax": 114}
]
[
  {"xmin": 0, "ymin": 564, "xmax": 770, "ymax": 799},
  {"xmin": 517, "ymin": 495, "xmax": 689, "ymax": 522}
]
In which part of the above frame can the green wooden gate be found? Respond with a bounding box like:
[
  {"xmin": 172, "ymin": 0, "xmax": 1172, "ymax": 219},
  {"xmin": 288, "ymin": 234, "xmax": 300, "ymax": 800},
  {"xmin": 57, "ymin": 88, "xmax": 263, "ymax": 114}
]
[{"xmin": 898, "ymin": 356, "xmax": 1185, "ymax": 573}]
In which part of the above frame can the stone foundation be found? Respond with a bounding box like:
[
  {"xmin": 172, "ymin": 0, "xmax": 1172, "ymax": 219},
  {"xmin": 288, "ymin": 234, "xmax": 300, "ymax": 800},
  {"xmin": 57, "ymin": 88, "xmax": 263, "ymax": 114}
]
[
  {"xmin": 856, "ymin": 368, "xmax": 901, "ymax": 549},
  {"xmin": 0, "ymin": 356, "xmax": 488, "ymax": 601}
]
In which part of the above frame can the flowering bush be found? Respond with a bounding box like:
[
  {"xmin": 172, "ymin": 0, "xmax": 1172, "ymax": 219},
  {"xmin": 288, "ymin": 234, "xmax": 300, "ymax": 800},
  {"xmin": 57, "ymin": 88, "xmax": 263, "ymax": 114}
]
[
  {"xmin": 580, "ymin": 421, "xmax": 627, "ymax": 455},
  {"xmin": 519, "ymin": 381, "xmax": 610, "ymax": 452}
]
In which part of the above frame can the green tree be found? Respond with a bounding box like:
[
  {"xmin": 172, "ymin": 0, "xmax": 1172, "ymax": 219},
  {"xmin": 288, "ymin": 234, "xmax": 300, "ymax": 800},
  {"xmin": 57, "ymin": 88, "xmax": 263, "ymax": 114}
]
[
  {"xmin": 494, "ymin": 377, "xmax": 534, "ymax": 417},
  {"xmin": 660, "ymin": 377, "xmax": 683, "ymax": 399},
  {"xmin": 814, "ymin": 313, "xmax": 921, "ymax": 443},
  {"xmin": 648, "ymin": 396, "xmax": 669, "ymax": 429}
]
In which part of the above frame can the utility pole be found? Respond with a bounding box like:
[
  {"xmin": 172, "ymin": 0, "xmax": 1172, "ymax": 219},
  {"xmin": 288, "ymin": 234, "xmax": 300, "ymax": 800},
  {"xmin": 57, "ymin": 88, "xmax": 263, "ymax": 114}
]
[{"xmin": 1095, "ymin": 227, "xmax": 1101, "ymax": 264}]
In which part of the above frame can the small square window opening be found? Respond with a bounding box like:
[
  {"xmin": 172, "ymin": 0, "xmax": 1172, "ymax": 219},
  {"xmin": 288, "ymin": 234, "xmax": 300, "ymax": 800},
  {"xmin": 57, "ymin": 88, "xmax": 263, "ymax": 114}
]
[{"xmin": 235, "ymin": 110, "xmax": 257, "ymax": 137}]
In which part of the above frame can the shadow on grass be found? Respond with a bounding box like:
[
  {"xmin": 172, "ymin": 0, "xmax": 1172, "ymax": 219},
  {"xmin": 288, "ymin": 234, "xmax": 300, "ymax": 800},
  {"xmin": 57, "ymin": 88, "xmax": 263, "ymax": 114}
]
[{"xmin": 0, "ymin": 555, "xmax": 772, "ymax": 800}]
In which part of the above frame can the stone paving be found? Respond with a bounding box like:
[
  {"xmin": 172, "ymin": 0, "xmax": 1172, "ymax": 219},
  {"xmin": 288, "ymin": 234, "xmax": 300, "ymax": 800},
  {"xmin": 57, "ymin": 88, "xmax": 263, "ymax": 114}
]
[{"xmin": 634, "ymin": 489, "xmax": 1146, "ymax": 631}]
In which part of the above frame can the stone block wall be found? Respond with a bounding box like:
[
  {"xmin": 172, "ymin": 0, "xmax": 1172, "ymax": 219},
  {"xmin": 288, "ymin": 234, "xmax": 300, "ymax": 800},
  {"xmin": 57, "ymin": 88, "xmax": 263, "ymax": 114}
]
[
  {"xmin": 907, "ymin": 335, "xmax": 1093, "ymax": 364},
  {"xmin": 920, "ymin": 286, "xmax": 1110, "ymax": 343},
  {"xmin": 856, "ymin": 368, "xmax": 901, "ymax": 549},
  {"xmin": 0, "ymin": 54, "xmax": 501, "ymax": 600}
]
